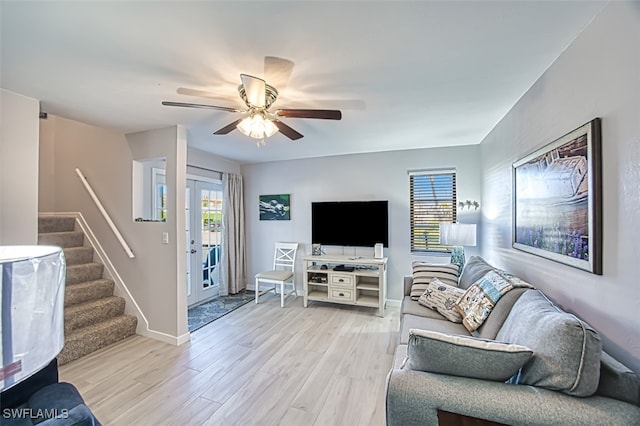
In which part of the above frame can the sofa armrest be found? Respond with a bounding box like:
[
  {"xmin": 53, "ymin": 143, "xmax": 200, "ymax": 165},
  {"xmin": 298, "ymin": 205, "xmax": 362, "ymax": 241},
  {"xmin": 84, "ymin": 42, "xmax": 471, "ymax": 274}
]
[
  {"xmin": 385, "ymin": 368, "xmax": 640, "ymax": 426},
  {"xmin": 404, "ymin": 275, "xmax": 412, "ymax": 296}
]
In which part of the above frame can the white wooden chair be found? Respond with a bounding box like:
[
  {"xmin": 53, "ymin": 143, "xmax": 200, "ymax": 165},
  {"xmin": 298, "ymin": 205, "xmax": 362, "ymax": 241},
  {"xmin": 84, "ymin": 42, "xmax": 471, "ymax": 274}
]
[{"xmin": 255, "ymin": 242, "xmax": 299, "ymax": 307}]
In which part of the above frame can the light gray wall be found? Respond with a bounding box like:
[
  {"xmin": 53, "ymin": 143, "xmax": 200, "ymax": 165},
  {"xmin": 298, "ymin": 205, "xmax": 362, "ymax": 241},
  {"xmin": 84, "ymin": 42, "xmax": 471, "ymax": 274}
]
[
  {"xmin": 187, "ymin": 147, "xmax": 241, "ymax": 175},
  {"xmin": 127, "ymin": 126, "xmax": 187, "ymax": 340},
  {"xmin": 1, "ymin": 89, "xmax": 39, "ymax": 245},
  {"xmin": 39, "ymin": 116, "xmax": 189, "ymax": 341},
  {"xmin": 479, "ymin": 1, "xmax": 640, "ymax": 373},
  {"xmin": 241, "ymin": 146, "xmax": 482, "ymax": 301}
]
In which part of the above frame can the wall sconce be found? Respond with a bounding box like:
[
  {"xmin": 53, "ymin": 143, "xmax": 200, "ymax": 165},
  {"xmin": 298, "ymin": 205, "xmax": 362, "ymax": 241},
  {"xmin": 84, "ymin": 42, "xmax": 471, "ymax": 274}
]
[{"xmin": 458, "ymin": 200, "xmax": 480, "ymax": 211}]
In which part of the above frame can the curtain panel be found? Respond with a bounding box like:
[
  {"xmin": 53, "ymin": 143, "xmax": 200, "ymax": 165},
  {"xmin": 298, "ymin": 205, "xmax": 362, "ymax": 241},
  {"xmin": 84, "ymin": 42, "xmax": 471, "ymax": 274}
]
[{"xmin": 220, "ymin": 172, "xmax": 247, "ymax": 295}]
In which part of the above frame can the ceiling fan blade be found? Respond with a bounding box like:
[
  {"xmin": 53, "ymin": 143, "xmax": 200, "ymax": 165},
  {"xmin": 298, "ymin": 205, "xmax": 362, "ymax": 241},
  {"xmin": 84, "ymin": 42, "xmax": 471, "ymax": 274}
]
[
  {"xmin": 162, "ymin": 101, "xmax": 240, "ymax": 113},
  {"xmin": 213, "ymin": 119, "xmax": 243, "ymax": 135},
  {"xmin": 264, "ymin": 56, "xmax": 294, "ymax": 90},
  {"xmin": 176, "ymin": 87, "xmax": 237, "ymax": 101},
  {"xmin": 240, "ymin": 74, "xmax": 266, "ymax": 108},
  {"xmin": 275, "ymin": 109, "xmax": 342, "ymax": 120},
  {"xmin": 272, "ymin": 120, "xmax": 303, "ymax": 140}
]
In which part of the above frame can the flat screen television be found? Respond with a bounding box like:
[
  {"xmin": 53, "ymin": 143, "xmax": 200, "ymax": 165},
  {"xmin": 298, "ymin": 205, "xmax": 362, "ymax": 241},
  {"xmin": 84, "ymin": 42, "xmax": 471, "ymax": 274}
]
[{"xmin": 311, "ymin": 200, "xmax": 389, "ymax": 247}]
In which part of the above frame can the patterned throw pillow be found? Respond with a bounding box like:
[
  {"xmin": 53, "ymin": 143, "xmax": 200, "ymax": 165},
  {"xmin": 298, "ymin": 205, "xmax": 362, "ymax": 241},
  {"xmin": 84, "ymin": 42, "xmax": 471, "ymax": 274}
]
[
  {"xmin": 417, "ymin": 278, "xmax": 465, "ymax": 323},
  {"xmin": 455, "ymin": 270, "xmax": 533, "ymax": 332},
  {"xmin": 410, "ymin": 262, "xmax": 459, "ymax": 300}
]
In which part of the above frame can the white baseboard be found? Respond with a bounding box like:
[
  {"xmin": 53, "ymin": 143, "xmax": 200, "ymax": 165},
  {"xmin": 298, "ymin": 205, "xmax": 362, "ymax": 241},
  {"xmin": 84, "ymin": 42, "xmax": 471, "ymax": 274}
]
[
  {"xmin": 139, "ymin": 328, "xmax": 191, "ymax": 346},
  {"xmin": 385, "ymin": 299, "xmax": 402, "ymax": 307}
]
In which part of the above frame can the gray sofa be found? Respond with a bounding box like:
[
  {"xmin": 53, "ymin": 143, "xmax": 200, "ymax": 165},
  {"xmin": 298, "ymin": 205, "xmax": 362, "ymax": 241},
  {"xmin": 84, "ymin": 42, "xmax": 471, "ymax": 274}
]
[{"xmin": 386, "ymin": 256, "xmax": 640, "ymax": 425}]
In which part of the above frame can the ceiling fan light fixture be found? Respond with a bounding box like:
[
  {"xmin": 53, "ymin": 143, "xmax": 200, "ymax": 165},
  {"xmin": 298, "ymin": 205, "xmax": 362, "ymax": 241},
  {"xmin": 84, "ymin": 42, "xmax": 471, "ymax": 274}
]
[{"xmin": 237, "ymin": 113, "xmax": 279, "ymax": 139}]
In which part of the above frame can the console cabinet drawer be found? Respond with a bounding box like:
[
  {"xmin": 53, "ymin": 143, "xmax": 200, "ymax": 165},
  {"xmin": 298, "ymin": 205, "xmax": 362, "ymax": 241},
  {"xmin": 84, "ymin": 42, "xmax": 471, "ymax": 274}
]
[
  {"xmin": 331, "ymin": 274, "xmax": 354, "ymax": 287},
  {"xmin": 329, "ymin": 288, "xmax": 354, "ymax": 302}
]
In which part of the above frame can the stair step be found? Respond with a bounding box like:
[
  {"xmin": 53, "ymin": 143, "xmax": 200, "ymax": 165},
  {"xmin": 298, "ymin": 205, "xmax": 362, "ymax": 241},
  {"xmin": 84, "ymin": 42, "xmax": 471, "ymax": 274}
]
[
  {"xmin": 65, "ymin": 279, "xmax": 115, "ymax": 307},
  {"xmin": 38, "ymin": 231, "xmax": 84, "ymax": 248},
  {"xmin": 66, "ymin": 262, "xmax": 104, "ymax": 285},
  {"xmin": 63, "ymin": 246, "xmax": 95, "ymax": 266},
  {"xmin": 64, "ymin": 296, "xmax": 125, "ymax": 333},
  {"xmin": 57, "ymin": 315, "xmax": 138, "ymax": 365},
  {"xmin": 38, "ymin": 214, "xmax": 139, "ymax": 364},
  {"xmin": 39, "ymin": 216, "xmax": 76, "ymax": 233}
]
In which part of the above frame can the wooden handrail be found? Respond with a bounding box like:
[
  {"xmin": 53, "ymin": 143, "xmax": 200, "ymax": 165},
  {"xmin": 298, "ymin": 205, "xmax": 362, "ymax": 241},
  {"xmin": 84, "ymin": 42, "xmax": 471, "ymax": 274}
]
[{"xmin": 75, "ymin": 168, "xmax": 135, "ymax": 258}]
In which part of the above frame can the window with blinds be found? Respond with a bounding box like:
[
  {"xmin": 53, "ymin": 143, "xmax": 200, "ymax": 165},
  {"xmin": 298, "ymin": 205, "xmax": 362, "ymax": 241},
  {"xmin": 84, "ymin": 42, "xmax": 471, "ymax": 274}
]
[{"xmin": 410, "ymin": 170, "xmax": 457, "ymax": 253}]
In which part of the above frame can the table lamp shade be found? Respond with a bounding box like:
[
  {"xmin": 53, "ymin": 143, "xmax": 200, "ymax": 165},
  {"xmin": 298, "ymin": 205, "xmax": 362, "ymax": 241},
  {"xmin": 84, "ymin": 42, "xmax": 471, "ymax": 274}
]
[
  {"xmin": 439, "ymin": 223, "xmax": 477, "ymax": 247},
  {"xmin": 439, "ymin": 223, "xmax": 477, "ymax": 274}
]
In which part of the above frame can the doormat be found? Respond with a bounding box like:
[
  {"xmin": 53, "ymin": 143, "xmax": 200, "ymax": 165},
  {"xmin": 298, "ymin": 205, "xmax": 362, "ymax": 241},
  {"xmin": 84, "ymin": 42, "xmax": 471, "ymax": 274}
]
[{"xmin": 188, "ymin": 290, "xmax": 255, "ymax": 332}]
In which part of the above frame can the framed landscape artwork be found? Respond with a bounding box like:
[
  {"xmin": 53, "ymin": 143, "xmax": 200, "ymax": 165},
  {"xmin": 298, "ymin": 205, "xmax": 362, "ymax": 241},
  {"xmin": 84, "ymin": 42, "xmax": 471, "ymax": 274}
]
[
  {"xmin": 259, "ymin": 194, "xmax": 291, "ymax": 221},
  {"xmin": 512, "ymin": 118, "xmax": 602, "ymax": 274}
]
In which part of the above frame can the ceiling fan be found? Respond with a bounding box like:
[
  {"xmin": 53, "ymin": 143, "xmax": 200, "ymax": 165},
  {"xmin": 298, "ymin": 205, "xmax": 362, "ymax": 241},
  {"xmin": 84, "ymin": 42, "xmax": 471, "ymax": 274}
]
[{"xmin": 162, "ymin": 59, "xmax": 342, "ymax": 143}]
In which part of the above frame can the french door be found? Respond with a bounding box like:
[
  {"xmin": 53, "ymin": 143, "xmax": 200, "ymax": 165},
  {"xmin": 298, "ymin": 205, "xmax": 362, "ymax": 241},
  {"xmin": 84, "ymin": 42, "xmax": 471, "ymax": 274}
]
[{"xmin": 186, "ymin": 178, "xmax": 223, "ymax": 307}]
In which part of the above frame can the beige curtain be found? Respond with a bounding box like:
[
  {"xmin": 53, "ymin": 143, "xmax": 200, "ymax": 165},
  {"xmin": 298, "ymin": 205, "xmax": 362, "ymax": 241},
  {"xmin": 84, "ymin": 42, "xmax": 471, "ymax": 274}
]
[{"xmin": 220, "ymin": 172, "xmax": 247, "ymax": 295}]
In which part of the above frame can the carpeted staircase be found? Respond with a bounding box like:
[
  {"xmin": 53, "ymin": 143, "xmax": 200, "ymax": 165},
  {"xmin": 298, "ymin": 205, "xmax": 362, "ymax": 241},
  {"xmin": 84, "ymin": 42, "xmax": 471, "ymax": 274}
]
[{"xmin": 38, "ymin": 216, "xmax": 138, "ymax": 365}]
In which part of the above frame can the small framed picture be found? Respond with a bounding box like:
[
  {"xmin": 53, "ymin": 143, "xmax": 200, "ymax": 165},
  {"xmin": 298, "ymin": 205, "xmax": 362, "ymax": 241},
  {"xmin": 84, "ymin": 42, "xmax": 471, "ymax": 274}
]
[{"xmin": 259, "ymin": 194, "xmax": 291, "ymax": 221}]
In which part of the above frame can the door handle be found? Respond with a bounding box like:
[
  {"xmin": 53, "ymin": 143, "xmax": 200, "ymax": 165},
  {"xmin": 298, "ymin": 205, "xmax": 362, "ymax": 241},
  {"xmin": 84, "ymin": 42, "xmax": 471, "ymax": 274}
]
[{"xmin": 190, "ymin": 249, "xmax": 197, "ymax": 254}]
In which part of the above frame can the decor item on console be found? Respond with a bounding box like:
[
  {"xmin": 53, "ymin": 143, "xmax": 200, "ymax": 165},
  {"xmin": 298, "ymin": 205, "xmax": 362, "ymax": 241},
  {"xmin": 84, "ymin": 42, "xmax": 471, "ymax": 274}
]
[
  {"xmin": 439, "ymin": 222, "xmax": 476, "ymax": 272},
  {"xmin": 374, "ymin": 243, "xmax": 383, "ymax": 259},
  {"xmin": 513, "ymin": 117, "xmax": 602, "ymax": 274},
  {"xmin": 386, "ymin": 255, "xmax": 640, "ymax": 425}
]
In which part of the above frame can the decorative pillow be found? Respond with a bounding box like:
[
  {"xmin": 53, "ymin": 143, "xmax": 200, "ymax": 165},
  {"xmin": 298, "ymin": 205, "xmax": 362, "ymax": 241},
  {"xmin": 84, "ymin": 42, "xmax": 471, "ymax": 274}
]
[
  {"xmin": 410, "ymin": 262, "xmax": 459, "ymax": 300},
  {"xmin": 417, "ymin": 278, "xmax": 465, "ymax": 323},
  {"xmin": 495, "ymin": 290, "xmax": 602, "ymax": 397},
  {"xmin": 455, "ymin": 270, "xmax": 533, "ymax": 332},
  {"xmin": 406, "ymin": 329, "xmax": 533, "ymax": 381}
]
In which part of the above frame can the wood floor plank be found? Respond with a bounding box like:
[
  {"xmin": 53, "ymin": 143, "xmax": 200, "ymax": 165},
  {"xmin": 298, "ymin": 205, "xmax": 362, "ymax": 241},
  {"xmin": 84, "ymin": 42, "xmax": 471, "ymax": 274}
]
[
  {"xmin": 59, "ymin": 293, "xmax": 400, "ymax": 425},
  {"xmin": 200, "ymin": 332, "xmax": 291, "ymax": 404},
  {"xmin": 168, "ymin": 397, "xmax": 222, "ymax": 426}
]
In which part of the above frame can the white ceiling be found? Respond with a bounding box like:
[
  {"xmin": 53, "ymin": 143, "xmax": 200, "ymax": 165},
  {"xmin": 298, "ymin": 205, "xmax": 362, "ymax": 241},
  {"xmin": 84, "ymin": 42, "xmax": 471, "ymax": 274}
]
[{"xmin": 1, "ymin": 1, "xmax": 606, "ymax": 164}]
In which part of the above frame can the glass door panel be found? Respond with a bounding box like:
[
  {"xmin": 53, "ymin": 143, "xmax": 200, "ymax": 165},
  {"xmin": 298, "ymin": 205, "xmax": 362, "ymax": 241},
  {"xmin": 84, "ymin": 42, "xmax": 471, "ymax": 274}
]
[{"xmin": 187, "ymin": 178, "xmax": 223, "ymax": 307}]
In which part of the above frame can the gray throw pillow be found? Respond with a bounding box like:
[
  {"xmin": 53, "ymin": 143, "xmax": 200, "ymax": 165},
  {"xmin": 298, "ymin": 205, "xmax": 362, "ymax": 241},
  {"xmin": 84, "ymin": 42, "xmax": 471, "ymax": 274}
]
[
  {"xmin": 406, "ymin": 329, "xmax": 533, "ymax": 381},
  {"xmin": 495, "ymin": 290, "xmax": 602, "ymax": 397},
  {"xmin": 458, "ymin": 256, "xmax": 495, "ymax": 290}
]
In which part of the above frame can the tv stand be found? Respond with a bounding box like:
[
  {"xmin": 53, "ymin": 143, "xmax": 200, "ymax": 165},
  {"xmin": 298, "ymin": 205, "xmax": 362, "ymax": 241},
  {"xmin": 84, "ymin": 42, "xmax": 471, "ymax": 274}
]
[{"xmin": 302, "ymin": 254, "xmax": 388, "ymax": 317}]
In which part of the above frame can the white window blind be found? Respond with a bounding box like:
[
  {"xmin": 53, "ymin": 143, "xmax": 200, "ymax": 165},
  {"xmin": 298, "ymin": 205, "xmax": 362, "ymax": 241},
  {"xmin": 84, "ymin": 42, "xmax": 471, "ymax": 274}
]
[{"xmin": 409, "ymin": 170, "xmax": 457, "ymax": 253}]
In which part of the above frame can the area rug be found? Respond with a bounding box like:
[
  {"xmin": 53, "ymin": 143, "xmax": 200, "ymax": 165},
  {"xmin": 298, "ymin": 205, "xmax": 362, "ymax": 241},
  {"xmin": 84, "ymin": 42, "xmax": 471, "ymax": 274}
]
[{"xmin": 188, "ymin": 290, "xmax": 255, "ymax": 332}]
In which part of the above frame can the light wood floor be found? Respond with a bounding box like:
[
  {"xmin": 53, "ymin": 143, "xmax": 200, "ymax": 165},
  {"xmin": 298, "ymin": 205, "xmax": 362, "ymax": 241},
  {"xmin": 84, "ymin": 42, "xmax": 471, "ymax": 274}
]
[{"xmin": 59, "ymin": 293, "xmax": 400, "ymax": 426}]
